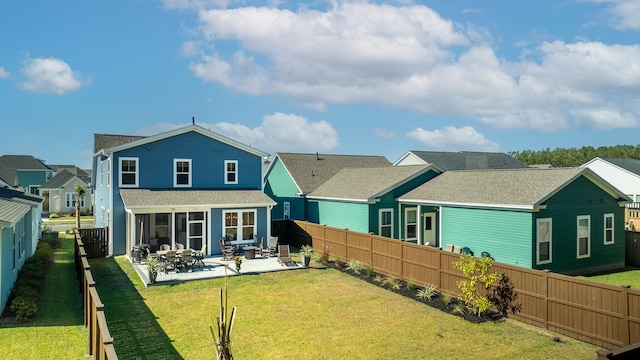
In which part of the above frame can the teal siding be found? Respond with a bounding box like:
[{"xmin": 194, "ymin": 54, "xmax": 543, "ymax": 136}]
[
  {"xmin": 441, "ymin": 207, "xmax": 533, "ymax": 268},
  {"xmin": 264, "ymin": 158, "xmax": 305, "ymax": 220},
  {"xmin": 533, "ymin": 176, "xmax": 625, "ymax": 274},
  {"xmin": 313, "ymin": 200, "xmax": 369, "ymax": 233}
]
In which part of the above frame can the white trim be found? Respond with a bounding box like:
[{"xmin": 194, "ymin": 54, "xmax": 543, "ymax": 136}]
[
  {"xmin": 577, "ymin": 215, "xmax": 591, "ymax": 259},
  {"xmin": 173, "ymin": 159, "xmax": 192, "ymax": 188},
  {"xmin": 536, "ymin": 218, "xmax": 552, "ymax": 265},
  {"xmin": 404, "ymin": 207, "xmax": 417, "ymax": 241},
  {"xmin": 119, "ymin": 157, "xmax": 138, "ymax": 188},
  {"xmin": 604, "ymin": 213, "xmax": 614, "ymax": 245},
  {"xmin": 224, "ymin": 160, "xmax": 238, "ymax": 185},
  {"xmin": 379, "ymin": 208, "xmax": 393, "ymax": 238},
  {"xmin": 222, "ymin": 209, "xmax": 257, "ymax": 241}
]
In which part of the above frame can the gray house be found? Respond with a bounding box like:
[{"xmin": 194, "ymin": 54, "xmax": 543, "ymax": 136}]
[{"xmin": 394, "ymin": 150, "xmax": 528, "ymax": 170}]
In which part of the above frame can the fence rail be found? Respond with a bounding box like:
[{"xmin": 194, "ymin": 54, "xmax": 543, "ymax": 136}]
[
  {"xmin": 291, "ymin": 220, "xmax": 640, "ymax": 350},
  {"xmin": 75, "ymin": 230, "xmax": 118, "ymax": 359}
]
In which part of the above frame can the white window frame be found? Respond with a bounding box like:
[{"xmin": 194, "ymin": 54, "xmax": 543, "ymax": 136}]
[
  {"xmin": 379, "ymin": 208, "xmax": 393, "ymax": 238},
  {"xmin": 223, "ymin": 209, "xmax": 257, "ymax": 241},
  {"xmin": 604, "ymin": 213, "xmax": 614, "ymax": 245},
  {"xmin": 119, "ymin": 157, "xmax": 139, "ymax": 188},
  {"xmin": 174, "ymin": 159, "xmax": 192, "ymax": 187},
  {"xmin": 577, "ymin": 215, "xmax": 591, "ymax": 259},
  {"xmin": 65, "ymin": 192, "xmax": 85, "ymax": 208},
  {"xmin": 224, "ymin": 160, "xmax": 238, "ymax": 184},
  {"xmin": 405, "ymin": 207, "xmax": 417, "ymax": 241},
  {"xmin": 536, "ymin": 218, "xmax": 552, "ymax": 265}
]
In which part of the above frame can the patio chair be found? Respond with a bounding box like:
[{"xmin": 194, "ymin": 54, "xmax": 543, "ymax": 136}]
[
  {"xmin": 219, "ymin": 238, "xmax": 235, "ymax": 261},
  {"xmin": 193, "ymin": 244, "xmax": 206, "ymax": 267},
  {"xmin": 163, "ymin": 250, "xmax": 177, "ymax": 274},
  {"xmin": 262, "ymin": 236, "xmax": 278, "ymax": 258},
  {"xmin": 159, "ymin": 243, "xmax": 170, "ymax": 251},
  {"xmin": 277, "ymin": 244, "xmax": 294, "ymax": 267},
  {"xmin": 177, "ymin": 249, "xmax": 193, "ymax": 272},
  {"xmin": 176, "ymin": 243, "xmax": 185, "ymax": 251}
]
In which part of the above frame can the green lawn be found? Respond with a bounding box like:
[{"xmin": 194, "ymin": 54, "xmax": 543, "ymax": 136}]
[
  {"xmin": 90, "ymin": 256, "xmax": 600, "ymax": 359},
  {"xmin": 0, "ymin": 236, "xmax": 88, "ymax": 359},
  {"xmin": 580, "ymin": 267, "xmax": 640, "ymax": 289}
]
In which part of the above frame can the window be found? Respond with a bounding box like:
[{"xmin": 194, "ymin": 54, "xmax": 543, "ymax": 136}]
[
  {"xmin": 604, "ymin": 214, "xmax": 614, "ymax": 245},
  {"xmin": 379, "ymin": 209, "xmax": 393, "ymax": 238},
  {"xmin": 119, "ymin": 157, "xmax": 138, "ymax": 187},
  {"xmin": 536, "ymin": 218, "xmax": 552, "ymax": 265},
  {"xmin": 225, "ymin": 160, "xmax": 238, "ymax": 184},
  {"xmin": 155, "ymin": 213, "xmax": 169, "ymax": 239},
  {"xmin": 223, "ymin": 210, "xmax": 256, "ymax": 240},
  {"xmin": 577, "ymin": 215, "xmax": 590, "ymax": 258},
  {"xmin": 174, "ymin": 159, "xmax": 192, "ymax": 187},
  {"xmin": 405, "ymin": 208, "xmax": 417, "ymax": 240},
  {"xmin": 65, "ymin": 192, "xmax": 85, "ymax": 208},
  {"xmin": 283, "ymin": 202, "xmax": 290, "ymax": 220}
]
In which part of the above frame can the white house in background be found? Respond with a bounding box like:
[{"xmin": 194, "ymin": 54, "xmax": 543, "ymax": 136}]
[{"xmin": 582, "ymin": 157, "xmax": 640, "ymax": 230}]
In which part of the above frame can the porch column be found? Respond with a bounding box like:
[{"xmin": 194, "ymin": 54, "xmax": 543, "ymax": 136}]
[{"xmin": 417, "ymin": 204, "xmax": 422, "ymax": 245}]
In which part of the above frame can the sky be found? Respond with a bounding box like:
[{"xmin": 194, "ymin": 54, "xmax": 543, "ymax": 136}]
[{"xmin": 1, "ymin": 0, "xmax": 640, "ymax": 170}]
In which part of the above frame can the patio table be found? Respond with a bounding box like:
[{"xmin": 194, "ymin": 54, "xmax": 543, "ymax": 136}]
[{"xmin": 243, "ymin": 246, "xmax": 257, "ymax": 260}]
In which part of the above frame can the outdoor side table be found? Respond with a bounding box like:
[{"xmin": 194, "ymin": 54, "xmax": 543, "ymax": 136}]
[{"xmin": 243, "ymin": 246, "xmax": 257, "ymax": 260}]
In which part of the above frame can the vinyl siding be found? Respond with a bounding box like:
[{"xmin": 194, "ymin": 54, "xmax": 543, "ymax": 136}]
[
  {"xmin": 312, "ymin": 200, "xmax": 369, "ymax": 233},
  {"xmin": 533, "ymin": 175, "xmax": 625, "ymax": 274},
  {"xmin": 441, "ymin": 207, "xmax": 533, "ymax": 268},
  {"xmin": 264, "ymin": 158, "xmax": 305, "ymax": 220}
]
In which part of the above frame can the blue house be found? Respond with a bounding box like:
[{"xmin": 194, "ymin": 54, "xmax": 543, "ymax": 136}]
[
  {"xmin": 306, "ymin": 165, "xmax": 441, "ymax": 238},
  {"xmin": 91, "ymin": 124, "xmax": 276, "ymax": 257},
  {"xmin": 0, "ymin": 187, "xmax": 43, "ymax": 313},
  {"xmin": 264, "ymin": 153, "xmax": 391, "ymax": 221},
  {"xmin": 399, "ymin": 167, "xmax": 629, "ymax": 275},
  {"xmin": 0, "ymin": 155, "xmax": 54, "ymax": 195}
]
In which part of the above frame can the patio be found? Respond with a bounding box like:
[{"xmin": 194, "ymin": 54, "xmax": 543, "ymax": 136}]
[{"xmin": 131, "ymin": 252, "xmax": 304, "ymax": 286}]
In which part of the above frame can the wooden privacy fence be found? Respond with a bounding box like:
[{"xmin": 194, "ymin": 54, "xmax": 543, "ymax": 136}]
[
  {"xmin": 75, "ymin": 231, "xmax": 118, "ymax": 360},
  {"xmin": 293, "ymin": 220, "xmax": 640, "ymax": 350},
  {"xmin": 78, "ymin": 227, "xmax": 109, "ymax": 258}
]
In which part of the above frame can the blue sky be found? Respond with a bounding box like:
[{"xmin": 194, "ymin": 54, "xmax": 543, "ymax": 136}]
[{"xmin": 1, "ymin": 0, "xmax": 639, "ymax": 170}]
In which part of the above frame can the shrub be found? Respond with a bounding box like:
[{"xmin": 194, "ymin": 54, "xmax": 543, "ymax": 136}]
[
  {"xmin": 453, "ymin": 254, "xmax": 501, "ymax": 316},
  {"xmin": 49, "ymin": 213, "xmax": 60, "ymax": 219},
  {"xmin": 488, "ymin": 274, "xmax": 522, "ymax": 318},
  {"xmin": 346, "ymin": 260, "xmax": 362, "ymax": 274},
  {"xmin": 333, "ymin": 257, "xmax": 344, "ymax": 269},
  {"xmin": 10, "ymin": 296, "xmax": 38, "ymax": 321},
  {"xmin": 321, "ymin": 246, "xmax": 330, "ymax": 263},
  {"xmin": 405, "ymin": 279, "xmax": 415, "ymax": 291},
  {"xmin": 374, "ymin": 274, "xmax": 384, "ymax": 283},
  {"xmin": 383, "ymin": 276, "xmax": 401, "ymax": 290},
  {"xmin": 416, "ymin": 284, "xmax": 438, "ymax": 302},
  {"xmin": 452, "ymin": 303, "xmax": 465, "ymax": 315},
  {"xmin": 365, "ymin": 265, "xmax": 374, "ymax": 277},
  {"xmin": 442, "ymin": 293, "xmax": 452, "ymax": 306}
]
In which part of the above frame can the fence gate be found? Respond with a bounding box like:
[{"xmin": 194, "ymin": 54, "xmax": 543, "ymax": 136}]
[{"xmin": 78, "ymin": 228, "xmax": 109, "ymax": 258}]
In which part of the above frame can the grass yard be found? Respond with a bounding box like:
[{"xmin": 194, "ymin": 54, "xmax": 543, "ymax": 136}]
[
  {"xmin": 0, "ymin": 235, "xmax": 88, "ymax": 359},
  {"xmin": 580, "ymin": 266, "xmax": 640, "ymax": 289},
  {"xmin": 90, "ymin": 255, "xmax": 600, "ymax": 359}
]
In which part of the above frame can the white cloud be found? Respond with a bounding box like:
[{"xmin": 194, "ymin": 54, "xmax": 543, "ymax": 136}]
[
  {"xmin": 602, "ymin": 0, "xmax": 640, "ymax": 30},
  {"xmin": 175, "ymin": 1, "xmax": 640, "ymax": 133},
  {"xmin": 137, "ymin": 113, "xmax": 338, "ymax": 154},
  {"xmin": 375, "ymin": 128, "xmax": 396, "ymax": 139},
  {"xmin": 19, "ymin": 57, "xmax": 91, "ymax": 95},
  {"xmin": 0, "ymin": 67, "xmax": 9, "ymax": 79},
  {"xmin": 406, "ymin": 126, "xmax": 500, "ymax": 152}
]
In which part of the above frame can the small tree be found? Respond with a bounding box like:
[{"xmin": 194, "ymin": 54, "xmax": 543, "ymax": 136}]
[
  {"xmin": 74, "ymin": 183, "xmax": 85, "ymax": 229},
  {"xmin": 210, "ymin": 270, "xmax": 236, "ymax": 360},
  {"xmin": 453, "ymin": 254, "xmax": 501, "ymax": 316},
  {"xmin": 488, "ymin": 274, "xmax": 522, "ymax": 318}
]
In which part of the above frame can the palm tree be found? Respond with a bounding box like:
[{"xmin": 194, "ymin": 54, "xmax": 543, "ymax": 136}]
[{"xmin": 74, "ymin": 183, "xmax": 85, "ymax": 229}]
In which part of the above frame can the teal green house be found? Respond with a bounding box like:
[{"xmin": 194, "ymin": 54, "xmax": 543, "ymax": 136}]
[
  {"xmin": 264, "ymin": 153, "xmax": 391, "ymax": 221},
  {"xmin": 306, "ymin": 165, "xmax": 441, "ymax": 237},
  {"xmin": 399, "ymin": 167, "xmax": 630, "ymax": 275}
]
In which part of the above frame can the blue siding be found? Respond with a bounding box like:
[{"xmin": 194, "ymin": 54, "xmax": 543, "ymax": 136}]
[
  {"xmin": 264, "ymin": 157, "xmax": 306, "ymax": 220},
  {"xmin": 312, "ymin": 200, "xmax": 369, "ymax": 233}
]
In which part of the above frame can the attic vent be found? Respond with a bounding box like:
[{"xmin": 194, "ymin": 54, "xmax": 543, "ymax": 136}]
[{"xmin": 315, "ymin": 153, "xmax": 324, "ymax": 161}]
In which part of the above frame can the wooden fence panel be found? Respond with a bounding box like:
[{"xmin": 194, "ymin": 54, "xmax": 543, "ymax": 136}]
[
  {"xmin": 630, "ymin": 290, "xmax": 640, "ymax": 344},
  {"xmin": 78, "ymin": 228, "xmax": 109, "ymax": 258}
]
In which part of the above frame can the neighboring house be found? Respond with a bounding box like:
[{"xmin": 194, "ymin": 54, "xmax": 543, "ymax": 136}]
[
  {"xmin": 399, "ymin": 167, "xmax": 629, "ymax": 275},
  {"xmin": 39, "ymin": 169, "xmax": 92, "ymax": 216},
  {"xmin": 264, "ymin": 153, "xmax": 391, "ymax": 221},
  {"xmin": 0, "ymin": 187, "xmax": 43, "ymax": 313},
  {"xmin": 91, "ymin": 124, "xmax": 276, "ymax": 257},
  {"xmin": 394, "ymin": 150, "xmax": 528, "ymax": 170},
  {"xmin": 306, "ymin": 165, "xmax": 441, "ymax": 238},
  {"xmin": 582, "ymin": 157, "xmax": 640, "ymax": 231},
  {"xmin": 0, "ymin": 155, "xmax": 54, "ymax": 195}
]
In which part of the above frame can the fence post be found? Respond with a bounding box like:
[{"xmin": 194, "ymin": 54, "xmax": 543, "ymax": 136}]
[
  {"xmin": 542, "ymin": 270, "xmax": 550, "ymax": 330},
  {"xmin": 620, "ymin": 285, "xmax": 631, "ymax": 346}
]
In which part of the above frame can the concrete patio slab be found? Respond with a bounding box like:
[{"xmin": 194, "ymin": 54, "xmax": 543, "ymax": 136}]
[{"xmin": 132, "ymin": 254, "xmax": 304, "ymax": 286}]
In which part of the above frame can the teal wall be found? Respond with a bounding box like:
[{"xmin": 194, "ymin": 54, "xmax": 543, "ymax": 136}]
[
  {"xmin": 441, "ymin": 207, "xmax": 534, "ymax": 267},
  {"xmin": 311, "ymin": 200, "xmax": 370, "ymax": 233},
  {"xmin": 264, "ymin": 158, "xmax": 306, "ymax": 220},
  {"xmin": 532, "ymin": 176, "xmax": 625, "ymax": 274}
]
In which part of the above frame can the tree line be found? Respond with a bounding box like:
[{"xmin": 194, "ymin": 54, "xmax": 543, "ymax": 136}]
[{"xmin": 508, "ymin": 144, "xmax": 640, "ymax": 168}]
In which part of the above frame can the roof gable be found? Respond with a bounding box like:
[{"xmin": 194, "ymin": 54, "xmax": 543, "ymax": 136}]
[
  {"xmin": 272, "ymin": 152, "xmax": 391, "ymax": 194},
  {"xmin": 400, "ymin": 167, "xmax": 629, "ymax": 210},
  {"xmin": 40, "ymin": 169, "xmax": 90, "ymax": 189},
  {"xmin": 0, "ymin": 155, "xmax": 50, "ymax": 170},
  {"xmin": 308, "ymin": 165, "xmax": 435, "ymax": 202}
]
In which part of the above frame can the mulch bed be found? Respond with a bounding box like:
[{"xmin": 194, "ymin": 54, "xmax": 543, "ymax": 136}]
[{"xmin": 324, "ymin": 260, "xmax": 501, "ymax": 324}]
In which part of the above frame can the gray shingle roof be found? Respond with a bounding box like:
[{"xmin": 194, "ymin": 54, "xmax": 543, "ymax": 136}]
[
  {"xmin": 40, "ymin": 169, "xmax": 90, "ymax": 189},
  {"xmin": 400, "ymin": 167, "xmax": 615, "ymax": 209},
  {"xmin": 0, "ymin": 155, "xmax": 50, "ymax": 170},
  {"xmin": 308, "ymin": 165, "xmax": 432, "ymax": 201},
  {"xmin": 274, "ymin": 153, "xmax": 391, "ymax": 194},
  {"xmin": 0, "ymin": 187, "xmax": 43, "ymax": 226},
  {"xmin": 601, "ymin": 158, "xmax": 640, "ymax": 176},
  {"xmin": 94, "ymin": 134, "xmax": 146, "ymax": 153},
  {"xmin": 120, "ymin": 189, "xmax": 276, "ymax": 209},
  {"xmin": 404, "ymin": 151, "xmax": 527, "ymax": 171}
]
